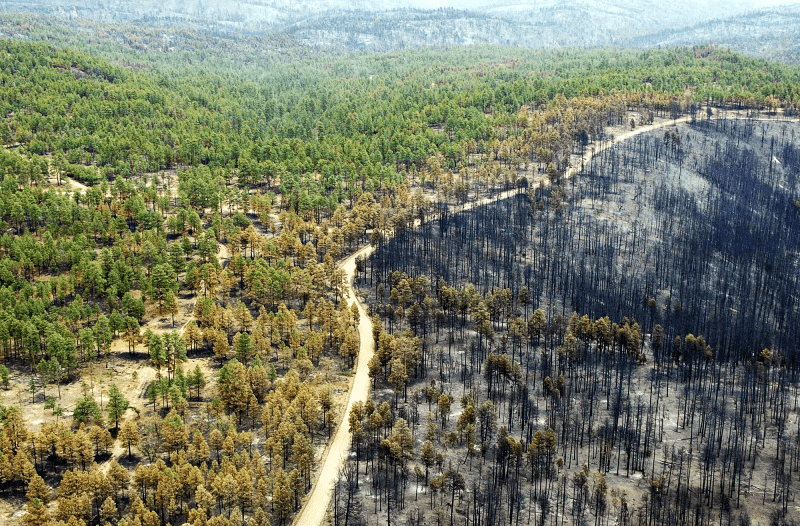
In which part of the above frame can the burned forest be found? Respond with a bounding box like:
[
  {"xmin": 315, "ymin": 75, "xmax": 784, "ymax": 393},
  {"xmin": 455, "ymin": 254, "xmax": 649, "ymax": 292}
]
[{"xmin": 344, "ymin": 113, "xmax": 800, "ymax": 526}]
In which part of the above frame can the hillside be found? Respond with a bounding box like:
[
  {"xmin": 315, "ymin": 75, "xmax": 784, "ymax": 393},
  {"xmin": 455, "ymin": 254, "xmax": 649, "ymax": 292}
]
[
  {"xmin": 288, "ymin": 1, "xmax": 800, "ymax": 59},
  {"xmin": 2, "ymin": 0, "xmax": 800, "ymax": 60},
  {"xmin": 354, "ymin": 109, "xmax": 800, "ymax": 526},
  {"xmin": 626, "ymin": 5, "xmax": 800, "ymax": 63}
]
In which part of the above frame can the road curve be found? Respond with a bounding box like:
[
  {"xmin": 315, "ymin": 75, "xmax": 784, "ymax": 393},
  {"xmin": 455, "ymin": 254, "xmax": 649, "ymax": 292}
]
[{"xmin": 291, "ymin": 106, "xmax": 793, "ymax": 526}]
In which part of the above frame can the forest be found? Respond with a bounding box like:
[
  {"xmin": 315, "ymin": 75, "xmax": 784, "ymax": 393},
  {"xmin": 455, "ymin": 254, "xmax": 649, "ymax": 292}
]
[{"xmin": 0, "ymin": 9, "xmax": 797, "ymax": 526}]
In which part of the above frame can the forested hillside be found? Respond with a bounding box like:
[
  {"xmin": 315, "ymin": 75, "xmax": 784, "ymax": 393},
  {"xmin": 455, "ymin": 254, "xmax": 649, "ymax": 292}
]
[
  {"xmin": 0, "ymin": 0, "xmax": 791, "ymax": 59},
  {"xmin": 284, "ymin": 1, "xmax": 777, "ymax": 53},
  {"xmin": 0, "ymin": 18, "xmax": 797, "ymax": 526},
  {"xmin": 627, "ymin": 5, "xmax": 800, "ymax": 64},
  {"xmin": 353, "ymin": 111, "xmax": 800, "ymax": 526}
]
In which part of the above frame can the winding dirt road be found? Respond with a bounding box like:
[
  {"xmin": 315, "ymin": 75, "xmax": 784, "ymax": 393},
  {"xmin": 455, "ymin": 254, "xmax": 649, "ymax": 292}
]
[
  {"xmin": 291, "ymin": 107, "xmax": 795, "ymax": 526},
  {"xmin": 291, "ymin": 243, "xmax": 376, "ymax": 526}
]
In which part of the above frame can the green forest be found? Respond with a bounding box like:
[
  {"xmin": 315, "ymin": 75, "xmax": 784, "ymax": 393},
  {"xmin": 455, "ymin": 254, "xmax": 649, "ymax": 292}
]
[{"xmin": 0, "ymin": 10, "xmax": 798, "ymax": 526}]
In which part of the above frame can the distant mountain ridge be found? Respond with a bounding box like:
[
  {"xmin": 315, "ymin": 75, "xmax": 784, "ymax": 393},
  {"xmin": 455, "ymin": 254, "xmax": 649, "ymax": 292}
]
[
  {"xmin": 1, "ymin": 0, "xmax": 799, "ymax": 61},
  {"xmin": 624, "ymin": 4, "xmax": 800, "ymax": 63},
  {"xmin": 282, "ymin": 1, "xmax": 800, "ymax": 58}
]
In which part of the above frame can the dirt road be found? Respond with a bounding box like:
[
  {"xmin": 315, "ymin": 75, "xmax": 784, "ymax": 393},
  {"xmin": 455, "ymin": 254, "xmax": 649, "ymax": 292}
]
[{"xmin": 291, "ymin": 243, "xmax": 376, "ymax": 526}]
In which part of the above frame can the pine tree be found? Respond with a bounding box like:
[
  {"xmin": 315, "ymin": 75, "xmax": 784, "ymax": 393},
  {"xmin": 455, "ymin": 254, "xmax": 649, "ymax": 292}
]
[
  {"xmin": 188, "ymin": 365, "xmax": 206, "ymax": 400},
  {"xmin": 149, "ymin": 263, "xmax": 176, "ymax": 312},
  {"xmin": 234, "ymin": 332, "xmax": 255, "ymax": 365},
  {"xmin": 164, "ymin": 290, "xmax": 179, "ymax": 327},
  {"xmin": 214, "ymin": 330, "xmax": 231, "ymax": 362},
  {"xmin": 73, "ymin": 395, "xmax": 103, "ymax": 426},
  {"xmin": 123, "ymin": 316, "xmax": 141, "ymax": 357},
  {"xmin": 272, "ymin": 468, "xmax": 293, "ymax": 525},
  {"xmin": 106, "ymin": 384, "xmax": 129, "ymax": 431},
  {"xmin": 26, "ymin": 474, "xmax": 50, "ymax": 504},
  {"xmin": 100, "ymin": 496, "xmax": 118, "ymax": 523},
  {"xmin": 22, "ymin": 498, "xmax": 49, "ymax": 526},
  {"xmin": 420, "ymin": 440, "xmax": 436, "ymax": 483},
  {"xmin": 339, "ymin": 326, "xmax": 359, "ymax": 368},
  {"xmin": 318, "ymin": 385, "xmax": 334, "ymax": 432},
  {"xmin": 118, "ymin": 419, "xmax": 140, "ymax": 458}
]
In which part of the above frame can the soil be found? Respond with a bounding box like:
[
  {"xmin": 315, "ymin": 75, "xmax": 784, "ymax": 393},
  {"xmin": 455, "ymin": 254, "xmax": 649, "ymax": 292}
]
[{"xmin": 47, "ymin": 175, "xmax": 89, "ymax": 194}]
